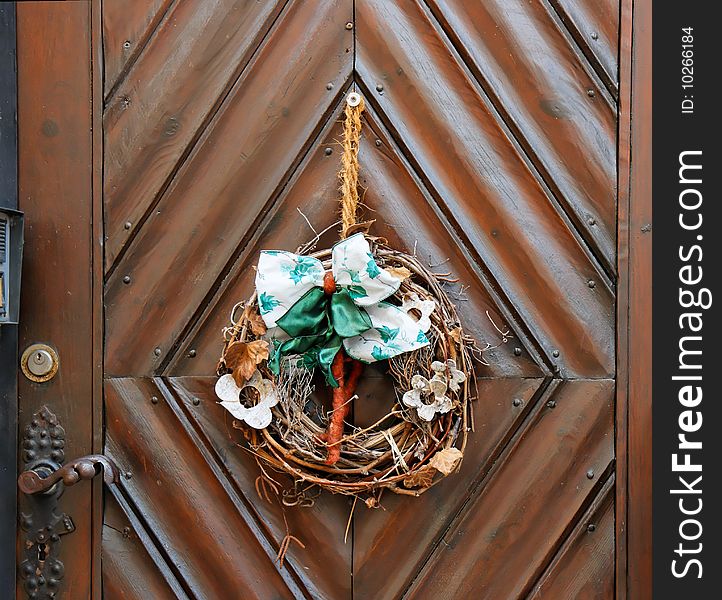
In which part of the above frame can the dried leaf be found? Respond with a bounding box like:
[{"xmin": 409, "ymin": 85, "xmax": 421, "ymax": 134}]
[
  {"xmin": 403, "ymin": 466, "xmax": 435, "ymax": 489},
  {"xmin": 365, "ymin": 496, "xmax": 380, "ymax": 509},
  {"xmin": 344, "ymin": 220, "xmax": 376, "ymax": 236},
  {"xmin": 386, "ymin": 266, "xmax": 411, "ymax": 281},
  {"xmin": 428, "ymin": 447, "xmax": 463, "ymax": 476},
  {"xmin": 245, "ymin": 306, "xmax": 267, "ymax": 336},
  {"xmin": 224, "ymin": 340, "xmax": 270, "ymax": 386},
  {"xmin": 448, "ymin": 326, "xmax": 463, "ymax": 345}
]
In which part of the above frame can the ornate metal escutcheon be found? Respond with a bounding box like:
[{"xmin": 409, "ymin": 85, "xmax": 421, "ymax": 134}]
[{"xmin": 17, "ymin": 406, "xmax": 119, "ymax": 599}]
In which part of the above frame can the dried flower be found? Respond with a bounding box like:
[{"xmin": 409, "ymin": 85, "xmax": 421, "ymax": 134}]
[
  {"xmin": 403, "ymin": 374, "xmax": 452, "ymax": 421},
  {"xmin": 431, "ymin": 359, "xmax": 467, "ymax": 393},
  {"xmin": 215, "ymin": 370, "xmax": 278, "ymax": 429},
  {"xmin": 401, "ymin": 293, "xmax": 436, "ymax": 333}
]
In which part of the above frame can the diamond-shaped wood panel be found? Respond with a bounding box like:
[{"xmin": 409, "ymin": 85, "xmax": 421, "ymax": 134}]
[{"xmin": 101, "ymin": 0, "xmax": 618, "ymax": 597}]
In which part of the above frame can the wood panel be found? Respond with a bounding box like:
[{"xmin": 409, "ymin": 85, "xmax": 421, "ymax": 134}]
[
  {"xmin": 16, "ymin": 3, "xmax": 95, "ymax": 598},
  {"xmin": 102, "ymin": 0, "xmax": 173, "ymax": 99},
  {"xmin": 105, "ymin": 377, "xmax": 307, "ymax": 599},
  {"xmin": 625, "ymin": 0, "xmax": 652, "ymax": 595},
  {"xmin": 103, "ymin": 0, "xmax": 287, "ymax": 269},
  {"xmin": 405, "ymin": 380, "xmax": 614, "ymax": 599},
  {"xmin": 530, "ymin": 477, "xmax": 615, "ymax": 599},
  {"xmin": 168, "ymin": 377, "xmax": 352, "ymax": 600},
  {"xmin": 550, "ymin": 0, "xmax": 619, "ymax": 93},
  {"xmin": 426, "ymin": 0, "xmax": 617, "ymax": 273},
  {"xmin": 353, "ymin": 378, "xmax": 545, "ymax": 599},
  {"xmin": 102, "ymin": 494, "xmax": 182, "ymax": 600},
  {"xmin": 356, "ymin": 0, "xmax": 615, "ymax": 379},
  {"xmin": 104, "ymin": 0, "xmax": 352, "ymax": 375},
  {"xmin": 96, "ymin": 0, "xmax": 625, "ymax": 597}
]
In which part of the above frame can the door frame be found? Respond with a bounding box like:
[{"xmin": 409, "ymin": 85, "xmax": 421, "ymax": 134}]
[{"xmin": 9, "ymin": 0, "xmax": 653, "ymax": 597}]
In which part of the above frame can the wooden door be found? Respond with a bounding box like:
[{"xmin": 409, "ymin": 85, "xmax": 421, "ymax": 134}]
[{"xmin": 14, "ymin": 0, "xmax": 650, "ymax": 598}]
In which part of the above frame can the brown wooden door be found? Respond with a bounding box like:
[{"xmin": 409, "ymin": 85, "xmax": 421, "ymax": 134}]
[{"xmin": 16, "ymin": 0, "xmax": 640, "ymax": 598}]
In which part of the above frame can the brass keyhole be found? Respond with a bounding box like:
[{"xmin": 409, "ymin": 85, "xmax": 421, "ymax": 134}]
[{"xmin": 21, "ymin": 344, "xmax": 59, "ymax": 383}]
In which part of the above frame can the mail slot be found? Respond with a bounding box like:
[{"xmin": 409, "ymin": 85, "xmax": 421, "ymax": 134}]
[{"xmin": 0, "ymin": 208, "xmax": 23, "ymax": 325}]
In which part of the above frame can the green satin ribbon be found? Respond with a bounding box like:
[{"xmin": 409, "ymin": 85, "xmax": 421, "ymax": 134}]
[{"xmin": 267, "ymin": 287, "xmax": 372, "ymax": 386}]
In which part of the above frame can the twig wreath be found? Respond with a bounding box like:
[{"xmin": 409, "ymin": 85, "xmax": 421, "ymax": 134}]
[{"xmin": 215, "ymin": 92, "xmax": 482, "ymax": 509}]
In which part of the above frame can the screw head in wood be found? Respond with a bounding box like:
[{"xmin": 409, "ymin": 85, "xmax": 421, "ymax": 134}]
[
  {"xmin": 376, "ymin": 83, "xmax": 384, "ymax": 92},
  {"xmin": 552, "ymin": 349, "xmax": 560, "ymax": 358},
  {"xmin": 513, "ymin": 347, "xmax": 522, "ymax": 356},
  {"xmin": 188, "ymin": 349, "xmax": 197, "ymax": 358},
  {"xmin": 588, "ymin": 279, "xmax": 596, "ymax": 288},
  {"xmin": 326, "ymin": 82, "xmax": 333, "ymax": 90},
  {"xmin": 512, "ymin": 398, "xmax": 522, "ymax": 407},
  {"xmin": 154, "ymin": 347, "xmax": 162, "ymax": 356},
  {"xmin": 124, "ymin": 221, "xmax": 132, "ymax": 230},
  {"xmin": 587, "ymin": 89, "xmax": 596, "ymax": 98},
  {"xmin": 591, "ymin": 32, "xmax": 599, "ymax": 40},
  {"xmin": 324, "ymin": 147, "xmax": 333, "ymax": 156},
  {"xmin": 587, "ymin": 523, "xmax": 596, "ymax": 532},
  {"xmin": 151, "ymin": 396, "xmax": 159, "ymax": 404},
  {"xmin": 192, "ymin": 398, "xmax": 200, "ymax": 406},
  {"xmin": 123, "ymin": 275, "xmax": 131, "ymax": 284},
  {"xmin": 345, "ymin": 21, "xmax": 353, "ymax": 30},
  {"xmin": 586, "ymin": 469, "xmax": 595, "ymax": 479},
  {"xmin": 546, "ymin": 400, "xmax": 557, "ymax": 409}
]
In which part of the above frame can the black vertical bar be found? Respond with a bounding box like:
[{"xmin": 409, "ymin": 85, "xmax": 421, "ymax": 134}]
[
  {"xmin": 0, "ymin": 3, "xmax": 17, "ymax": 598},
  {"xmin": 653, "ymin": 3, "xmax": 719, "ymax": 598}
]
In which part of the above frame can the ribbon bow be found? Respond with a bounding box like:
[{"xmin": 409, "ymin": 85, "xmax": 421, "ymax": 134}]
[{"xmin": 255, "ymin": 233, "xmax": 430, "ymax": 386}]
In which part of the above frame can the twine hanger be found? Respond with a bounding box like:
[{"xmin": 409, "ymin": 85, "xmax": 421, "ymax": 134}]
[{"xmin": 339, "ymin": 91, "xmax": 365, "ymax": 239}]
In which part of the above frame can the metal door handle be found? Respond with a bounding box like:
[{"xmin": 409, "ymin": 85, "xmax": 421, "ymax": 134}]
[
  {"xmin": 16, "ymin": 406, "xmax": 121, "ymax": 599},
  {"xmin": 18, "ymin": 454, "xmax": 119, "ymax": 495}
]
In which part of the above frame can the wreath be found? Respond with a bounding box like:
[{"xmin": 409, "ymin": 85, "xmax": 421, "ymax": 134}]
[{"xmin": 214, "ymin": 93, "xmax": 481, "ymax": 509}]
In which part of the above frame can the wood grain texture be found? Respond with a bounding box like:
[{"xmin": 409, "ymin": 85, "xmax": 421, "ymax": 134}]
[
  {"xmin": 168, "ymin": 110, "xmax": 545, "ymax": 378},
  {"xmin": 104, "ymin": 377, "xmax": 306, "ymax": 599},
  {"xmin": 103, "ymin": 0, "xmax": 287, "ymax": 269},
  {"xmin": 550, "ymin": 0, "xmax": 619, "ymax": 92},
  {"xmin": 530, "ymin": 476, "xmax": 614, "ymax": 599},
  {"xmin": 16, "ymin": 3, "xmax": 94, "ymax": 598},
  {"xmin": 426, "ymin": 0, "xmax": 617, "ymax": 273},
  {"xmin": 405, "ymin": 380, "xmax": 614, "ymax": 599},
  {"xmin": 353, "ymin": 378, "xmax": 545, "ymax": 600},
  {"xmin": 626, "ymin": 0, "xmax": 652, "ymax": 595},
  {"xmin": 168, "ymin": 377, "xmax": 352, "ymax": 600},
  {"xmin": 102, "ymin": 494, "xmax": 181, "ymax": 600},
  {"xmin": 94, "ymin": 0, "xmax": 628, "ymax": 596},
  {"xmin": 104, "ymin": 0, "xmax": 352, "ymax": 376},
  {"xmin": 102, "ymin": 0, "xmax": 173, "ymax": 99},
  {"xmin": 356, "ymin": 0, "xmax": 615, "ymax": 379}
]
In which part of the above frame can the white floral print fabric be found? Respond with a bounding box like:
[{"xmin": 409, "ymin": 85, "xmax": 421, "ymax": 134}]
[{"xmin": 255, "ymin": 233, "xmax": 431, "ymax": 363}]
